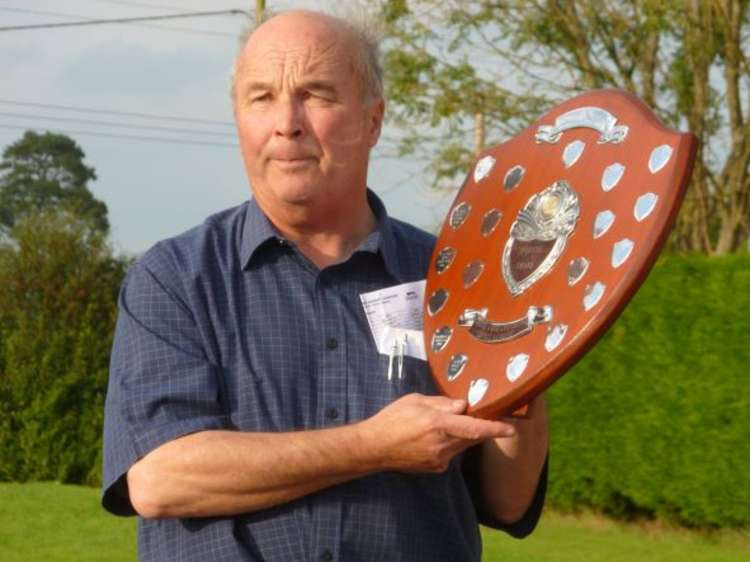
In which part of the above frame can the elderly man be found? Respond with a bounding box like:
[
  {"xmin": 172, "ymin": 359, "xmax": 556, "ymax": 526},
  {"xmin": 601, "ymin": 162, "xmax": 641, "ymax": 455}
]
[{"xmin": 103, "ymin": 9, "xmax": 548, "ymax": 562}]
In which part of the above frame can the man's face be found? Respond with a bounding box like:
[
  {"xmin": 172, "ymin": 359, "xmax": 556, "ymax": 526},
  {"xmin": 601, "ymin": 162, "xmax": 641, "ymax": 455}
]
[{"xmin": 233, "ymin": 14, "xmax": 384, "ymax": 215}]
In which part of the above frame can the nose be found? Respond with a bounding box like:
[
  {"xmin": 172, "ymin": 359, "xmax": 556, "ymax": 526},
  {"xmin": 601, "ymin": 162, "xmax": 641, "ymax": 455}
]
[{"xmin": 274, "ymin": 98, "xmax": 304, "ymax": 139}]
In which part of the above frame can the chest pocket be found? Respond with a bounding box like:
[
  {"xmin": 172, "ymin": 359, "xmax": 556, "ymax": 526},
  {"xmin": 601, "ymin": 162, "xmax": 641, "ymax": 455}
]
[{"xmin": 350, "ymin": 352, "xmax": 439, "ymax": 419}]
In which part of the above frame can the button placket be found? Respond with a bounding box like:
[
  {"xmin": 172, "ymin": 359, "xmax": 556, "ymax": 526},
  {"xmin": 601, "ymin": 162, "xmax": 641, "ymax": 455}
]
[{"xmin": 310, "ymin": 273, "xmax": 344, "ymax": 556}]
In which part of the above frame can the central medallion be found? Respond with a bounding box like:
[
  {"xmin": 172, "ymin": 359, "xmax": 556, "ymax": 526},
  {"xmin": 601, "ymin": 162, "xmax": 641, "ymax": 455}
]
[{"xmin": 502, "ymin": 180, "xmax": 581, "ymax": 296}]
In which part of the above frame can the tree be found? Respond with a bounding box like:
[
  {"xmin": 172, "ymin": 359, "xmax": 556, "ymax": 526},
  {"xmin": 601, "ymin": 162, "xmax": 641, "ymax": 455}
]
[
  {"xmin": 0, "ymin": 131, "xmax": 109, "ymax": 234},
  {"xmin": 0, "ymin": 209, "xmax": 127, "ymax": 484},
  {"xmin": 381, "ymin": 0, "xmax": 750, "ymax": 254}
]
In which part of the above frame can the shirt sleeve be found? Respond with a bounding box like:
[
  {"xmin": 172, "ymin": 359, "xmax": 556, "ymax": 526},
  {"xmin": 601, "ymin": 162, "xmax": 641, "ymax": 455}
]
[
  {"xmin": 462, "ymin": 446, "xmax": 548, "ymax": 538},
  {"xmin": 101, "ymin": 253, "xmax": 229, "ymax": 516}
]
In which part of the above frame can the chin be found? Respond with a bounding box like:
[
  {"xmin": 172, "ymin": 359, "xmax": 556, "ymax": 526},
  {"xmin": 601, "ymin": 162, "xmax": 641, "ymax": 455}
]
[{"xmin": 273, "ymin": 183, "xmax": 323, "ymax": 206}]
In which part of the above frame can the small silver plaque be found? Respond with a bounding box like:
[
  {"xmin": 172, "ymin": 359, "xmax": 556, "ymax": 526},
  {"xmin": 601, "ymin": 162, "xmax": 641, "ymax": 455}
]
[
  {"xmin": 462, "ymin": 260, "xmax": 485, "ymax": 288},
  {"xmin": 449, "ymin": 202, "xmax": 471, "ymax": 230},
  {"xmin": 545, "ymin": 324, "xmax": 568, "ymax": 351},
  {"xmin": 474, "ymin": 155, "xmax": 496, "ymax": 183},
  {"xmin": 593, "ymin": 210, "xmax": 615, "ymax": 239},
  {"xmin": 568, "ymin": 257, "xmax": 589, "ymax": 286},
  {"xmin": 435, "ymin": 247, "xmax": 457, "ymax": 274},
  {"xmin": 431, "ymin": 326, "xmax": 453, "ymax": 352},
  {"xmin": 583, "ymin": 281, "xmax": 606, "ymax": 311},
  {"xmin": 563, "ymin": 140, "xmax": 585, "ymax": 168},
  {"xmin": 427, "ymin": 288, "xmax": 449, "ymax": 316},
  {"xmin": 649, "ymin": 144, "xmax": 673, "ymax": 174},
  {"xmin": 481, "ymin": 209, "xmax": 502, "ymax": 237},
  {"xmin": 601, "ymin": 162, "xmax": 625, "ymax": 192},
  {"xmin": 612, "ymin": 238, "xmax": 634, "ymax": 268},
  {"xmin": 634, "ymin": 193, "xmax": 658, "ymax": 222},
  {"xmin": 503, "ymin": 165, "xmax": 525, "ymax": 191},
  {"xmin": 506, "ymin": 353, "xmax": 529, "ymax": 382},
  {"xmin": 447, "ymin": 354, "xmax": 468, "ymax": 381},
  {"xmin": 467, "ymin": 378, "xmax": 489, "ymax": 406}
]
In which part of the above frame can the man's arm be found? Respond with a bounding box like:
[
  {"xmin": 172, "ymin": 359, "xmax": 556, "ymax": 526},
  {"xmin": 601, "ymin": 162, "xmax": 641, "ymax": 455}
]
[
  {"xmin": 127, "ymin": 393, "xmax": 517, "ymax": 519},
  {"xmin": 477, "ymin": 394, "xmax": 549, "ymax": 524}
]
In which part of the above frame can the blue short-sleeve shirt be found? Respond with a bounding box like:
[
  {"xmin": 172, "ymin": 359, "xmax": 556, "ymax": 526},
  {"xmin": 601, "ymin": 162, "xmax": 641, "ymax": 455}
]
[{"xmin": 102, "ymin": 191, "xmax": 545, "ymax": 561}]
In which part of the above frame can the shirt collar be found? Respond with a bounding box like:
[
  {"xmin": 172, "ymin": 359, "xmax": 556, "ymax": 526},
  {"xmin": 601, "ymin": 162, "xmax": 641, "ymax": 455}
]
[
  {"xmin": 360, "ymin": 189, "xmax": 405, "ymax": 282},
  {"xmin": 239, "ymin": 198, "xmax": 280, "ymax": 269},
  {"xmin": 240, "ymin": 190, "xmax": 405, "ymax": 281}
]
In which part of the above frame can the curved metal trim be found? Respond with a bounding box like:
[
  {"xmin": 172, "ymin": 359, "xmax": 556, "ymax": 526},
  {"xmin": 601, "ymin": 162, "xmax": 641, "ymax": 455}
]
[{"xmin": 536, "ymin": 106, "xmax": 629, "ymax": 144}]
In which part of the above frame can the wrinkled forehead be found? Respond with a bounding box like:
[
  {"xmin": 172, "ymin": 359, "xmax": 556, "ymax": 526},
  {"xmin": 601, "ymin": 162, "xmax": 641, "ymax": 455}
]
[
  {"xmin": 239, "ymin": 19, "xmax": 357, "ymax": 86},
  {"xmin": 244, "ymin": 42, "xmax": 350, "ymax": 83}
]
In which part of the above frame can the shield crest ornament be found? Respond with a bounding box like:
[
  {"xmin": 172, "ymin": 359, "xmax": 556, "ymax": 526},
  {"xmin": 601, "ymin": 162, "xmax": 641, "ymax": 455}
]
[
  {"xmin": 423, "ymin": 90, "xmax": 697, "ymax": 419},
  {"xmin": 502, "ymin": 180, "xmax": 581, "ymax": 296}
]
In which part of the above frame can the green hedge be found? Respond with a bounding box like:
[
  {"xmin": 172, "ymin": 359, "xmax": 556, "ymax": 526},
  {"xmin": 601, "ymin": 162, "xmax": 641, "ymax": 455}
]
[
  {"xmin": 0, "ymin": 211, "xmax": 126, "ymax": 485},
  {"xmin": 547, "ymin": 254, "xmax": 750, "ymax": 528}
]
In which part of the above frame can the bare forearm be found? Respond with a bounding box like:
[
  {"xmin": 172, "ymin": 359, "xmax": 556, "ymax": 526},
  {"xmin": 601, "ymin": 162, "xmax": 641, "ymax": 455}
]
[
  {"xmin": 127, "ymin": 394, "xmax": 518, "ymax": 520},
  {"xmin": 128, "ymin": 424, "xmax": 372, "ymax": 518},
  {"xmin": 480, "ymin": 395, "xmax": 549, "ymax": 523}
]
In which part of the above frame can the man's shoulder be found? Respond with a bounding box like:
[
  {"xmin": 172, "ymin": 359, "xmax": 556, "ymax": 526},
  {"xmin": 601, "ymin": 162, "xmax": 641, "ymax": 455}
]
[
  {"xmin": 387, "ymin": 216, "xmax": 436, "ymax": 255},
  {"xmin": 380, "ymin": 217, "xmax": 436, "ymax": 281},
  {"xmin": 137, "ymin": 202, "xmax": 249, "ymax": 279}
]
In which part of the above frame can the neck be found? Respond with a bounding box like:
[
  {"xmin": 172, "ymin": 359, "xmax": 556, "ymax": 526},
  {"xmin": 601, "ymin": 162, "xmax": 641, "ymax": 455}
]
[{"xmin": 262, "ymin": 191, "xmax": 377, "ymax": 269}]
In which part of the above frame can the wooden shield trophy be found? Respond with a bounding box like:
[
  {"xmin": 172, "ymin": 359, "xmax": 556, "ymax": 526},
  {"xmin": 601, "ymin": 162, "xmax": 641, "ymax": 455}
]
[{"xmin": 423, "ymin": 89, "xmax": 697, "ymax": 419}]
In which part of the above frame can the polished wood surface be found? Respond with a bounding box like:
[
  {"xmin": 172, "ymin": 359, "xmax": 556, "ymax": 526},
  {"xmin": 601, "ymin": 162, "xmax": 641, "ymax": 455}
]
[{"xmin": 424, "ymin": 90, "xmax": 697, "ymax": 419}]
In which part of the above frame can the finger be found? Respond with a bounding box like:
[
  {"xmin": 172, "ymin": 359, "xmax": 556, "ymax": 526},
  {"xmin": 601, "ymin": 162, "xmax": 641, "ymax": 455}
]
[
  {"xmin": 419, "ymin": 395, "xmax": 467, "ymax": 414},
  {"xmin": 442, "ymin": 415, "xmax": 517, "ymax": 440}
]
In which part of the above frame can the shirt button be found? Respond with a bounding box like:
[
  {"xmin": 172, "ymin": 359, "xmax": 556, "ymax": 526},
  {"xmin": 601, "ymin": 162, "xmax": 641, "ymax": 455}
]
[
  {"xmin": 320, "ymin": 550, "xmax": 333, "ymax": 562},
  {"xmin": 325, "ymin": 407, "xmax": 339, "ymax": 420},
  {"xmin": 325, "ymin": 338, "xmax": 338, "ymax": 350}
]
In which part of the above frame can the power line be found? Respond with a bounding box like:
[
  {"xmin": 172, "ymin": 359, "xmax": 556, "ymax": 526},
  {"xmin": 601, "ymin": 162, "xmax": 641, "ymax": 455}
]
[
  {"xmin": 0, "ymin": 100, "xmax": 234, "ymax": 127},
  {"xmin": 0, "ymin": 111, "xmax": 236, "ymax": 138},
  {"xmin": 0, "ymin": 8, "xmax": 235, "ymax": 38},
  {"xmin": 0, "ymin": 124, "xmax": 238, "ymax": 148},
  {"xmin": 0, "ymin": 7, "xmax": 248, "ymax": 36}
]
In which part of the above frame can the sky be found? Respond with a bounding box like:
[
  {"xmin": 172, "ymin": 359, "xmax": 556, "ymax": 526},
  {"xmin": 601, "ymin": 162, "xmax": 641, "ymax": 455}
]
[{"xmin": 0, "ymin": 0, "xmax": 455, "ymax": 255}]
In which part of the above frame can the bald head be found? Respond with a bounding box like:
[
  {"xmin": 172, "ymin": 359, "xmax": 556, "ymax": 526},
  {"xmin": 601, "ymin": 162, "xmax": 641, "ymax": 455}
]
[{"xmin": 232, "ymin": 10, "xmax": 383, "ymax": 105}]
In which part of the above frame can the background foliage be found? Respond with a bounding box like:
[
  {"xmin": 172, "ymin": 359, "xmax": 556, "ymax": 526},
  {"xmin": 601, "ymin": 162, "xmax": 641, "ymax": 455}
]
[
  {"xmin": 381, "ymin": 0, "xmax": 750, "ymax": 255},
  {"xmin": 547, "ymin": 254, "xmax": 750, "ymax": 527},
  {"xmin": 0, "ymin": 131, "xmax": 108, "ymax": 235},
  {"xmin": 0, "ymin": 131, "xmax": 126, "ymax": 486},
  {"xmin": 0, "ymin": 211, "xmax": 127, "ymax": 485}
]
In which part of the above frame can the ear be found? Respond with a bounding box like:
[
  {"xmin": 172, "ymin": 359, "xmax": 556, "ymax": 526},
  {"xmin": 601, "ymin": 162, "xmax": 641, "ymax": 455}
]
[{"xmin": 366, "ymin": 99, "xmax": 385, "ymax": 148}]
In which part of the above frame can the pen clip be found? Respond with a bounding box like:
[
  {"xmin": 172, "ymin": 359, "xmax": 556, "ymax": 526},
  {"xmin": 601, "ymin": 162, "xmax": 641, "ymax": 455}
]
[
  {"xmin": 398, "ymin": 334, "xmax": 408, "ymax": 379},
  {"xmin": 387, "ymin": 339, "xmax": 397, "ymax": 381}
]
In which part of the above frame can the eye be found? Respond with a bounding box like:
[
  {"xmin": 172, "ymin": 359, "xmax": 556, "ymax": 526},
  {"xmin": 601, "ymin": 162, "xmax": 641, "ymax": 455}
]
[
  {"xmin": 249, "ymin": 92, "xmax": 271, "ymax": 103},
  {"xmin": 303, "ymin": 90, "xmax": 334, "ymax": 103}
]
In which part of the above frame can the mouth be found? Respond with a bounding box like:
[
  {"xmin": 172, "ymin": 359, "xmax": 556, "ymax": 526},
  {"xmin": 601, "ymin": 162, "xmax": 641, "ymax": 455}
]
[
  {"xmin": 269, "ymin": 156, "xmax": 317, "ymax": 169},
  {"xmin": 269, "ymin": 152, "xmax": 316, "ymax": 161}
]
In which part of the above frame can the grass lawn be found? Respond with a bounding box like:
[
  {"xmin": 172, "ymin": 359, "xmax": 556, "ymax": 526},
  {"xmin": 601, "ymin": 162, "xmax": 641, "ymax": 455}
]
[
  {"xmin": 0, "ymin": 482, "xmax": 135, "ymax": 562},
  {"xmin": 1, "ymin": 482, "xmax": 747, "ymax": 561},
  {"xmin": 482, "ymin": 512, "xmax": 750, "ymax": 562}
]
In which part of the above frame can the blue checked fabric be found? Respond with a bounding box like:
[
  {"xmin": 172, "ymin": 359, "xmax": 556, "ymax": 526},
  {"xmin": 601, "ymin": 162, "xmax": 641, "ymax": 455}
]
[{"xmin": 102, "ymin": 191, "xmax": 544, "ymax": 561}]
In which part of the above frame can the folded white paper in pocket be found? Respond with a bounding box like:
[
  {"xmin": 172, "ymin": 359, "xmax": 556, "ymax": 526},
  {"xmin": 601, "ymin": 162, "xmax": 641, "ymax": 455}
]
[
  {"xmin": 360, "ymin": 280, "xmax": 427, "ymax": 361},
  {"xmin": 379, "ymin": 326, "xmax": 426, "ymax": 361}
]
